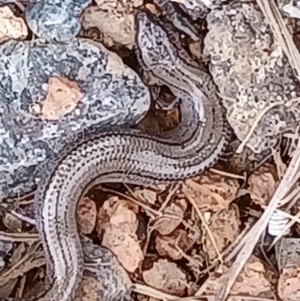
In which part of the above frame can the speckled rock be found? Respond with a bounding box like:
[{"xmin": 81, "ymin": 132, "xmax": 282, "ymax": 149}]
[
  {"xmin": 82, "ymin": 238, "xmax": 133, "ymax": 301},
  {"xmin": 0, "ymin": 38, "xmax": 150, "ymax": 199},
  {"xmin": 204, "ymin": 1, "xmax": 300, "ymax": 153},
  {"xmin": 25, "ymin": 0, "xmax": 92, "ymax": 41}
]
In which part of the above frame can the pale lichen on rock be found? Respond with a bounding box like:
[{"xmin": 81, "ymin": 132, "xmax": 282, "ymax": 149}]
[{"xmin": 204, "ymin": 1, "xmax": 300, "ymax": 153}]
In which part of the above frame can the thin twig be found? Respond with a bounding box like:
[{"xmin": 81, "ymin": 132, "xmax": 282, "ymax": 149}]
[
  {"xmin": 215, "ymin": 138, "xmax": 300, "ymax": 301},
  {"xmin": 183, "ymin": 184, "xmax": 223, "ymax": 264},
  {"xmin": 214, "ymin": 0, "xmax": 300, "ymax": 298}
]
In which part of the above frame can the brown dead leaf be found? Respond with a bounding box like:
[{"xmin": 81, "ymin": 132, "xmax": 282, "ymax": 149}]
[
  {"xmin": 81, "ymin": 276, "xmax": 98, "ymax": 301},
  {"xmin": 156, "ymin": 198, "xmax": 187, "ymax": 236},
  {"xmin": 97, "ymin": 197, "xmax": 143, "ymax": 273},
  {"xmin": 81, "ymin": 0, "xmax": 139, "ymax": 49},
  {"xmin": 247, "ymin": 163, "xmax": 279, "ymax": 206},
  {"xmin": 155, "ymin": 229, "xmax": 195, "ymax": 260},
  {"xmin": 278, "ymin": 266, "xmax": 300, "ymax": 301},
  {"xmin": 189, "ymin": 40, "xmax": 203, "ymax": 60},
  {"xmin": 3, "ymin": 213, "xmax": 22, "ymax": 232},
  {"xmin": 0, "ymin": 6, "xmax": 27, "ymax": 43},
  {"xmin": 132, "ymin": 188, "xmax": 158, "ymax": 205},
  {"xmin": 205, "ymin": 208, "xmax": 240, "ymax": 261},
  {"xmin": 145, "ymin": 3, "xmax": 159, "ymax": 15},
  {"xmin": 132, "ymin": 184, "xmax": 168, "ymax": 206},
  {"xmin": 77, "ymin": 197, "xmax": 97, "ymax": 234},
  {"xmin": 41, "ymin": 76, "xmax": 82, "ymax": 120},
  {"xmin": 183, "ymin": 171, "xmax": 239, "ymax": 211},
  {"xmin": 95, "ymin": 0, "xmax": 143, "ymax": 10},
  {"xmin": 97, "ymin": 196, "xmax": 139, "ymax": 231},
  {"xmin": 276, "ymin": 238, "xmax": 300, "ymax": 300},
  {"xmin": 142, "ymin": 259, "xmax": 188, "ymax": 296},
  {"xmin": 102, "ymin": 227, "xmax": 143, "ymax": 273},
  {"xmin": 205, "ymin": 255, "xmax": 275, "ymax": 298}
]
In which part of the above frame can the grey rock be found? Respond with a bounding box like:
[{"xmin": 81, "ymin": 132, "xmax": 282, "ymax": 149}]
[
  {"xmin": 82, "ymin": 237, "xmax": 133, "ymax": 301},
  {"xmin": 0, "ymin": 38, "xmax": 150, "ymax": 199},
  {"xmin": 25, "ymin": 0, "xmax": 92, "ymax": 41}
]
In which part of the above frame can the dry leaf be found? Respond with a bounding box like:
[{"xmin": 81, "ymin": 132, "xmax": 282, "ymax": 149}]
[
  {"xmin": 247, "ymin": 163, "xmax": 279, "ymax": 206},
  {"xmin": 81, "ymin": 276, "xmax": 99, "ymax": 301},
  {"xmin": 205, "ymin": 208, "xmax": 240, "ymax": 261},
  {"xmin": 155, "ymin": 229, "xmax": 195, "ymax": 260},
  {"xmin": 142, "ymin": 259, "xmax": 188, "ymax": 295},
  {"xmin": 3, "ymin": 213, "xmax": 22, "ymax": 231},
  {"xmin": 156, "ymin": 199, "xmax": 187, "ymax": 236},
  {"xmin": 189, "ymin": 40, "xmax": 203, "ymax": 60},
  {"xmin": 145, "ymin": 3, "xmax": 159, "ymax": 15},
  {"xmin": 97, "ymin": 196, "xmax": 139, "ymax": 232},
  {"xmin": 97, "ymin": 197, "xmax": 143, "ymax": 273},
  {"xmin": 278, "ymin": 266, "xmax": 300, "ymax": 301},
  {"xmin": 183, "ymin": 171, "xmax": 239, "ymax": 211},
  {"xmin": 205, "ymin": 255, "xmax": 275, "ymax": 298},
  {"xmin": 81, "ymin": 3, "xmax": 135, "ymax": 49},
  {"xmin": 276, "ymin": 238, "xmax": 300, "ymax": 300},
  {"xmin": 102, "ymin": 227, "xmax": 143, "ymax": 273},
  {"xmin": 132, "ymin": 188, "xmax": 157, "ymax": 205}
]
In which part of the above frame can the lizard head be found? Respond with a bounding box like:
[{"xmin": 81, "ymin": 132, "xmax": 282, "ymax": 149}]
[{"xmin": 135, "ymin": 11, "xmax": 179, "ymax": 70}]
